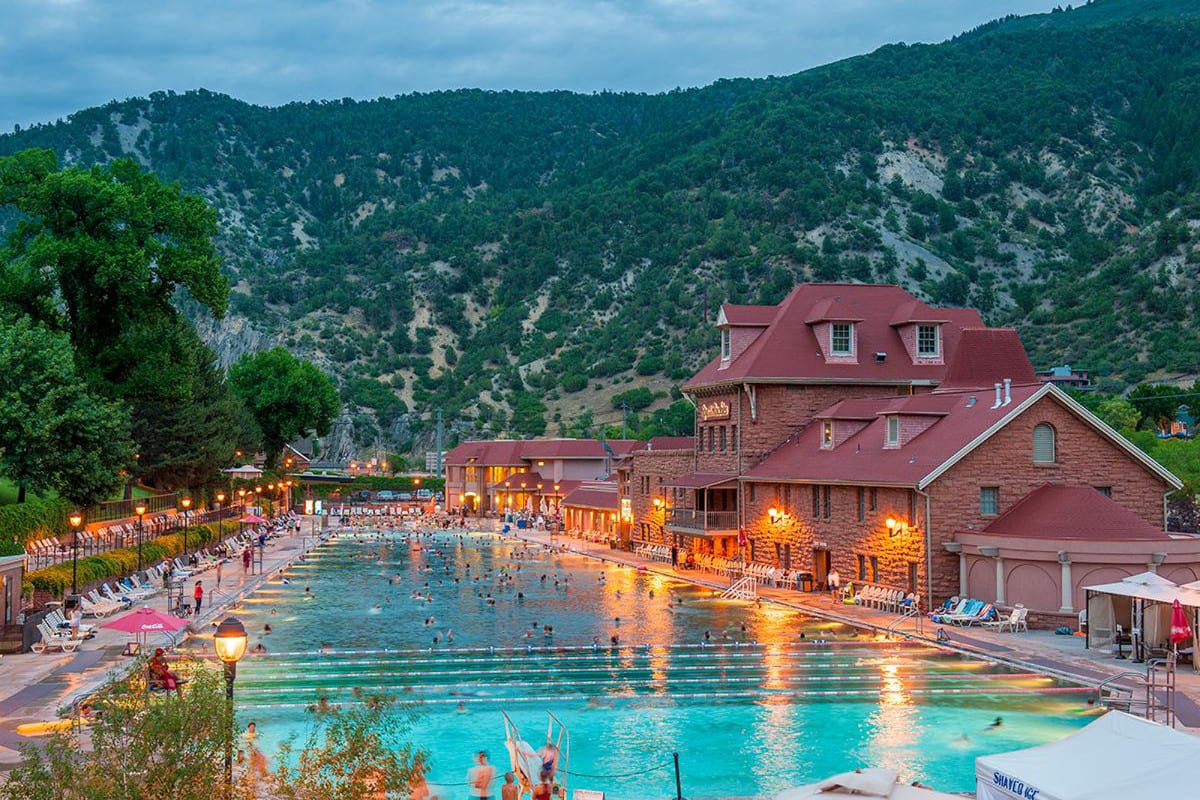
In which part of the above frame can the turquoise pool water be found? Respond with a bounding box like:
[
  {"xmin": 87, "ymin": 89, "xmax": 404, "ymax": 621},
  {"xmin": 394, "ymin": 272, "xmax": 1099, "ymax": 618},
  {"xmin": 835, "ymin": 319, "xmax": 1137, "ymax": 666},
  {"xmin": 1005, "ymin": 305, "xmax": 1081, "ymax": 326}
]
[{"xmin": 201, "ymin": 531, "xmax": 1096, "ymax": 798}]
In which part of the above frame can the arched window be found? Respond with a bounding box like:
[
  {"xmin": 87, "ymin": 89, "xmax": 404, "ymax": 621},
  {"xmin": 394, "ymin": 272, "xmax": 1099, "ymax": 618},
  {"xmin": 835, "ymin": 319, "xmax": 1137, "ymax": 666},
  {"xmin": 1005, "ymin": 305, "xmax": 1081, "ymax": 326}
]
[{"xmin": 1032, "ymin": 423, "xmax": 1056, "ymax": 463}]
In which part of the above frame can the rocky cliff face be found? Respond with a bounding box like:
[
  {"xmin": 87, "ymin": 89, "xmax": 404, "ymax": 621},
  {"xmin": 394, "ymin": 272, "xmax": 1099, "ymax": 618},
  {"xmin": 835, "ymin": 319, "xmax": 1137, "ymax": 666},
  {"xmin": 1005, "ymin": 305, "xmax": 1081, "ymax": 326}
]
[{"xmin": 190, "ymin": 310, "xmax": 273, "ymax": 369}]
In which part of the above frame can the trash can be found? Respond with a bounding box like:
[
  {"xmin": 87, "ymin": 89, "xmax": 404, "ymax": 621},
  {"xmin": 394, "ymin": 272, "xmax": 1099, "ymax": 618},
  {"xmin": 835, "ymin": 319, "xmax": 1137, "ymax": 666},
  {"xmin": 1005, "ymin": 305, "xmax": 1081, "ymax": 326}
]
[{"xmin": 798, "ymin": 572, "xmax": 814, "ymax": 592}]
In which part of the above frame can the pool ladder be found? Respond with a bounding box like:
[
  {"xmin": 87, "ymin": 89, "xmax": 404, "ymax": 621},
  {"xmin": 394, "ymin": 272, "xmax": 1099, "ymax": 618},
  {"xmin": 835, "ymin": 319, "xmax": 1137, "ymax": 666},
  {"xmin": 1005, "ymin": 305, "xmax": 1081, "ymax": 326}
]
[
  {"xmin": 720, "ymin": 576, "xmax": 758, "ymax": 601},
  {"xmin": 1096, "ymin": 654, "xmax": 1177, "ymax": 727},
  {"xmin": 883, "ymin": 605, "xmax": 924, "ymax": 640}
]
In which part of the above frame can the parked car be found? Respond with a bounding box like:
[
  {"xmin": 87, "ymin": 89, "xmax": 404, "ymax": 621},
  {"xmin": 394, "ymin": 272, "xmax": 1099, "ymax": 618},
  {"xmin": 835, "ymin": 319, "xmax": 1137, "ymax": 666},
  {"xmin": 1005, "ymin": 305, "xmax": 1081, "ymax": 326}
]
[
  {"xmin": 350, "ymin": 490, "xmax": 372, "ymax": 501},
  {"xmin": 416, "ymin": 488, "xmax": 432, "ymax": 499},
  {"xmin": 398, "ymin": 492, "xmax": 414, "ymax": 501},
  {"xmin": 376, "ymin": 490, "xmax": 396, "ymax": 501}
]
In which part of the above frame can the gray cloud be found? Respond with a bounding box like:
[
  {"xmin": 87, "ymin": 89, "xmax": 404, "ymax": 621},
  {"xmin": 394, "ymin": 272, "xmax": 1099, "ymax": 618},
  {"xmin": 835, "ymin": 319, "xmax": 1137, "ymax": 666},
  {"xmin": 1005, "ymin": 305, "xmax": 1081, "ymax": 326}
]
[{"xmin": 0, "ymin": 0, "xmax": 1059, "ymax": 131}]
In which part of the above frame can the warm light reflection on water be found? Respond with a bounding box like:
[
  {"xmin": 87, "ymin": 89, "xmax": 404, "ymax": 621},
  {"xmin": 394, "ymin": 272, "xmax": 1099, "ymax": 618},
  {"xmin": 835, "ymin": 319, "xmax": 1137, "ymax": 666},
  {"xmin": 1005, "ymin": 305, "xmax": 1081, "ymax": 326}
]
[{"xmin": 187, "ymin": 530, "xmax": 1095, "ymax": 799}]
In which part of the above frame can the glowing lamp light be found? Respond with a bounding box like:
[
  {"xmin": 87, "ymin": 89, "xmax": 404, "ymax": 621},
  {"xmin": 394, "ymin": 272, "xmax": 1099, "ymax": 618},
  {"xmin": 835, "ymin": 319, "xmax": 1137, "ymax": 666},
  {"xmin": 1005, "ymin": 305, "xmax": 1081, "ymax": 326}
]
[
  {"xmin": 134, "ymin": 503, "xmax": 147, "ymax": 516},
  {"xmin": 553, "ymin": 484, "xmax": 560, "ymax": 492},
  {"xmin": 181, "ymin": 497, "xmax": 192, "ymax": 510},
  {"xmin": 213, "ymin": 617, "xmax": 248, "ymax": 664},
  {"xmin": 885, "ymin": 518, "xmax": 898, "ymax": 530},
  {"xmin": 69, "ymin": 512, "xmax": 84, "ymax": 528},
  {"xmin": 653, "ymin": 498, "xmax": 664, "ymax": 508},
  {"xmin": 216, "ymin": 492, "xmax": 226, "ymax": 503},
  {"xmin": 267, "ymin": 483, "xmax": 275, "ymax": 490},
  {"xmin": 767, "ymin": 507, "xmax": 779, "ymax": 520}
]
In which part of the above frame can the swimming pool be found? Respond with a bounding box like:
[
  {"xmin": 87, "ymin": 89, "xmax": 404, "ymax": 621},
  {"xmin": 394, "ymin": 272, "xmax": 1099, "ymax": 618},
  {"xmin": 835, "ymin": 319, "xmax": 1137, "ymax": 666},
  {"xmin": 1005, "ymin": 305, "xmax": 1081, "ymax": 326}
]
[{"xmin": 199, "ymin": 531, "xmax": 1097, "ymax": 798}]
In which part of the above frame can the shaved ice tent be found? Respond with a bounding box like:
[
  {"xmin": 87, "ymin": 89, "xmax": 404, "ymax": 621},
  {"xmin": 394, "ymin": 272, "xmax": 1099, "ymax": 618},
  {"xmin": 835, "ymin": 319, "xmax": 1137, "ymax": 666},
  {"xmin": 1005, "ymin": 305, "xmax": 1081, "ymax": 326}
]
[{"xmin": 976, "ymin": 711, "xmax": 1200, "ymax": 800}]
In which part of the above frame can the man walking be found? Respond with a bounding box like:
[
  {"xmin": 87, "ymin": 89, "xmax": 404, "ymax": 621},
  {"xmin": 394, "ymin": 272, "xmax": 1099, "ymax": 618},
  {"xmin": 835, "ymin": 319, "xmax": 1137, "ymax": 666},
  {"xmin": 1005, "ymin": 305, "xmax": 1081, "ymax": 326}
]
[
  {"xmin": 193, "ymin": 580, "xmax": 204, "ymax": 617},
  {"xmin": 467, "ymin": 750, "xmax": 495, "ymax": 800}
]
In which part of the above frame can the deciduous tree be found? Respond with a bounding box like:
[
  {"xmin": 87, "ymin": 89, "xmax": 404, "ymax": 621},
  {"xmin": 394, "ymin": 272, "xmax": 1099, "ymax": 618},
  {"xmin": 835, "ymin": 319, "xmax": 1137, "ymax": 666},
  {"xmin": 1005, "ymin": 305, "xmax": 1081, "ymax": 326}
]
[{"xmin": 229, "ymin": 347, "xmax": 340, "ymax": 466}]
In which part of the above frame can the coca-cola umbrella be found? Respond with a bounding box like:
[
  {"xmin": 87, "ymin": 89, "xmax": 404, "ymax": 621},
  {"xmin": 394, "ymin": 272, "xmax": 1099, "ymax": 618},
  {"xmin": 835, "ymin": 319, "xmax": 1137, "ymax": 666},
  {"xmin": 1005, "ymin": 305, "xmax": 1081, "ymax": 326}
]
[
  {"xmin": 102, "ymin": 606, "xmax": 190, "ymax": 650},
  {"xmin": 240, "ymin": 514, "xmax": 267, "ymax": 524},
  {"xmin": 1170, "ymin": 599, "xmax": 1192, "ymax": 649}
]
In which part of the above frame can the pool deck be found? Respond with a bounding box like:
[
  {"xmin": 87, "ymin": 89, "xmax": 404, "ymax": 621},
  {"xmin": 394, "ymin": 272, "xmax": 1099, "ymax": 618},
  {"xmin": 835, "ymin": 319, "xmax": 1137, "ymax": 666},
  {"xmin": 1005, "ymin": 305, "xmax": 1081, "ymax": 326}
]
[
  {"xmin": 509, "ymin": 529, "xmax": 1200, "ymax": 735},
  {"xmin": 0, "ymin": 521, "xmax": 323, "ymax": 767}
]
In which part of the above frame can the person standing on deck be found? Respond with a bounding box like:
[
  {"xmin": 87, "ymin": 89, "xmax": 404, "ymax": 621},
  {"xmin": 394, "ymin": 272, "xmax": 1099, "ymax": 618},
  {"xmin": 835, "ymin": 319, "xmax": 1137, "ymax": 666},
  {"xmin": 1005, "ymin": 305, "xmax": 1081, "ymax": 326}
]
[
  {"xmin": 828, "ymin": 567, "xmax": 840, "ymax": 599},
  {"xmin": 193, "ymin": 580, "xmax": 204, "ymax": 617},
  {"xmin": 467, "ymin": 750, "xmax": 495, "ymax": 800}
]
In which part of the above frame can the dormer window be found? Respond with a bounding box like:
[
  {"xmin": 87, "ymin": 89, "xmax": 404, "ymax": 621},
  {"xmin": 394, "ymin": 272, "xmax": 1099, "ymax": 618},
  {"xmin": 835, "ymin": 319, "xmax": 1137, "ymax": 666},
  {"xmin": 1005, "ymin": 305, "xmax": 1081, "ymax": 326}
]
[
  {"xmin": 821, "ymin": 421, "xmax": 833, "ymax": 448},
  {"xmin": 721, "ymin": 328, "xmax": 731, "ymax": 361},
  {"xmin": 885, "ymin": 416, "xmax": 900, "ymax": 446},
  {"xmin": 831, "ymin": 322, "xmax": 854, "ymax": 356},
  {"xmin": 917, "ymin": 324, "xmax": 940, "ymax": 357}
]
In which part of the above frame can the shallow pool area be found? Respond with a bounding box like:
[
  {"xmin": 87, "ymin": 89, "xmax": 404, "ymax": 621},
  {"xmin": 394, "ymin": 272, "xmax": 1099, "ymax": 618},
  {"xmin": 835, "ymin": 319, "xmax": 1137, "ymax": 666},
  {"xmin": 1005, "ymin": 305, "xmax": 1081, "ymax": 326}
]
[{"xmin": 197, "ymin": 530, "xmax": 1100, "ymax": 798}]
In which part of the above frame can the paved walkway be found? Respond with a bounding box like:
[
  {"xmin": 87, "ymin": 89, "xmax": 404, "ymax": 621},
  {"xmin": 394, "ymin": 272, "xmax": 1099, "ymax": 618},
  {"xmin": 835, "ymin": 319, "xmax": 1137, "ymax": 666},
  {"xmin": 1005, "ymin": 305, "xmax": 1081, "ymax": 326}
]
[
  {"xmin": 0, "ymin": 519, "xmax": 326, "ymax": 766},
  {"xmin": 511, "ymin": 529, "xmax": 1200, "ymax": 733}
]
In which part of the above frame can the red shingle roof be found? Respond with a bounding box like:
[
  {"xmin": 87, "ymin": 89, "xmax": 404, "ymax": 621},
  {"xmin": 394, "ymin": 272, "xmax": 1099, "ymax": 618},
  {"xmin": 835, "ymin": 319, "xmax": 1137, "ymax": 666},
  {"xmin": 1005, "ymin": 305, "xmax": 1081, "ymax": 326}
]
[
  {"xmin": 685, "ymin": 284, "xmax": 988, "ymax": 390},
  {"xmin": 445, "ymin": 438, "xmax": 641, "ymax": 466},
  {"xmin": 977, "ymin": 484, "xmax": 1171, "ymax": 541},
  {"xmin": 937, "ymin": 328, "xmax": 1036, "ymax": 391},
  {"xmin": 561, "ymin": 481, "xmax": 620, "ymax": 511},
  {"xmin": 720, "ymin": 304, "xmax": 775, "ymax": 326},
  {"xmin": 743, "ymin": 383, "xmax": 1046, "ymax": 486}
]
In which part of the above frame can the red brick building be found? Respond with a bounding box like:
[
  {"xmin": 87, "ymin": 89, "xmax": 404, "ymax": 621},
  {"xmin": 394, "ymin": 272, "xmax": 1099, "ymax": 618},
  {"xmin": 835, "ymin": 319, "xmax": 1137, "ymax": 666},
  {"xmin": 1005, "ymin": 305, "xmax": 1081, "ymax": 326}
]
[
  {"xmin": 620, "ymin": 283, "xmax": 1190, "ymax": 614},
  {"xmin": 444, "ymin": 438, "xmax": 642, "ymax": 514}
]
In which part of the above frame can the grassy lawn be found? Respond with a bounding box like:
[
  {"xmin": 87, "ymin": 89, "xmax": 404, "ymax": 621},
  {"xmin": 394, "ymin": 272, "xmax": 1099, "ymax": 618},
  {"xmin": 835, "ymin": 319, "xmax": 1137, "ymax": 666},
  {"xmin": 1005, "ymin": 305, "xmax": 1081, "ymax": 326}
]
[{"xmin": 0, "ymin": 476, "xmax": 158, "ymax": 506}]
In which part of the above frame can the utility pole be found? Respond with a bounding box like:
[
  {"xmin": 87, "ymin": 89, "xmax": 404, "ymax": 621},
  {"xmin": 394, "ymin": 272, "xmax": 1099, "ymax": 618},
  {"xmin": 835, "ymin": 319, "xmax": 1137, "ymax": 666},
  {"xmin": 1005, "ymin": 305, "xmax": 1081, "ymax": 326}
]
[
  {"xmin": 435, "ymin": 408, "xmax": 444, "ymax": 477},
  {"xmin": 621, "ymin": 403, "xmax": 630, "ymax": 440}
]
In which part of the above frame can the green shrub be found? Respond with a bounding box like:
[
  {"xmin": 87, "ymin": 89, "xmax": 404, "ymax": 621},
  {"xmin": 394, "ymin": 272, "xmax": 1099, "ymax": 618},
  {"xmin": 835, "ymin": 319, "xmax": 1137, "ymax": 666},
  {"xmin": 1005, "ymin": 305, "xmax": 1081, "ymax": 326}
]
[
  {"xmin": 0, "ymin": 494, "xmax": 71, "ymax": 545},
  {"xmin": 0, "ymin": 538, "xmax": 24, "ymax": 557},
  {"xmin": 26, "ymin": 522, "xmax": 234, "ymax": 598}
]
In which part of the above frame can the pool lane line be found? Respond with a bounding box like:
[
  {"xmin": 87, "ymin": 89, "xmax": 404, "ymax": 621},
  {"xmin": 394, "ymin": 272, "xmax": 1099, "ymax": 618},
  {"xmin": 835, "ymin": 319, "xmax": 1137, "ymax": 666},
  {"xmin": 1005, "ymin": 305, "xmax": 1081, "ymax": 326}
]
[
  {"xmin": 212, "ymin": 638, "xmax": 938, "ymax": 659},
  {"xmin": 231, "ymin": 658, "xmax": 1011, "ymax": 680},
  {"xmin": 231, "ymin": 671, "xmax": 1056, "ymax": 695},
  {"xmin": 236, "ymin": 684, "xmax": 1097, "ymax": 710}
]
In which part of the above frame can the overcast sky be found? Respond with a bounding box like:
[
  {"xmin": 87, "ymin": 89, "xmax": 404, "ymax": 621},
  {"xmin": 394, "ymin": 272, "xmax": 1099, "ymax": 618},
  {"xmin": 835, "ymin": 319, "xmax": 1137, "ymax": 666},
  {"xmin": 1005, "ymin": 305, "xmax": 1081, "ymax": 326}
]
[{"xmin": 1, "ymin": 0, "xmax": 1061, "ymax": 131}]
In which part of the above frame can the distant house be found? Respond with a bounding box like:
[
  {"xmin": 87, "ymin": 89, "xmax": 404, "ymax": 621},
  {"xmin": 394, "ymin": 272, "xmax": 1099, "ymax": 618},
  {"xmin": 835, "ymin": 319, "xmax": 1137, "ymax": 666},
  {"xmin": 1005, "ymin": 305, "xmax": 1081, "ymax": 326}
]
[{"xmin": 1036, "ymin": 364, "xmax": 1093, "ymax": 391}]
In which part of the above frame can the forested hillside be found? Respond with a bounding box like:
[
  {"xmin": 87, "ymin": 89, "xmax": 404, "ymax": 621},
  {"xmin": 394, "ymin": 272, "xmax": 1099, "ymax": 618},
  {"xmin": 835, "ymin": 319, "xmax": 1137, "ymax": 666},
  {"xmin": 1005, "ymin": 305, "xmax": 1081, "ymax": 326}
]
[{"xmin": 4, "ymin": 0, "xmax": 1200, "ymax": 454}]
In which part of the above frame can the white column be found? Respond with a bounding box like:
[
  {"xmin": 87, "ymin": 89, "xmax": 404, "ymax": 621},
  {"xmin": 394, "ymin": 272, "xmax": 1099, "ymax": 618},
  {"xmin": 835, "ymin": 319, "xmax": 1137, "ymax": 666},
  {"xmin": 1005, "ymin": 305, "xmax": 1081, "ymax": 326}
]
[
  {"xmin": 958, "ymin": 553, "xmax": 967, "ymax": 597},
  {"xmin": 1059, "ymin": 559, "xmax": 1073, "ymax": 613},
  {"xmin": 994, "ymin": 557, "xmax": 1005, "ymax": 605}
]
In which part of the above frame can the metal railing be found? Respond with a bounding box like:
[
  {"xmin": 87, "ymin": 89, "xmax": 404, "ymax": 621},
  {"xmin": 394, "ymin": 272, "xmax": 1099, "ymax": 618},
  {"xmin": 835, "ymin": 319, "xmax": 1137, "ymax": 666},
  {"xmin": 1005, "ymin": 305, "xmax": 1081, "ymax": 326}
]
[
  {"xmin": 665, "ymin": 509, "xmax": 739, "ymax": 531},
  {"xmin": 89, "ymin": 493, "xmax": 179, "ymax": 523}
]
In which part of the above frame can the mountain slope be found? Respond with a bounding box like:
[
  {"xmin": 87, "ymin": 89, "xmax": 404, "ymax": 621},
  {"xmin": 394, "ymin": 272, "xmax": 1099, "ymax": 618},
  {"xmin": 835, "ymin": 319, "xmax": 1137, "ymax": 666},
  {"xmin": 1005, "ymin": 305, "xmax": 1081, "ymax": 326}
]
[{"xmin": 3, "ymin": 0, "xmax": 1200, "ymax": 454}]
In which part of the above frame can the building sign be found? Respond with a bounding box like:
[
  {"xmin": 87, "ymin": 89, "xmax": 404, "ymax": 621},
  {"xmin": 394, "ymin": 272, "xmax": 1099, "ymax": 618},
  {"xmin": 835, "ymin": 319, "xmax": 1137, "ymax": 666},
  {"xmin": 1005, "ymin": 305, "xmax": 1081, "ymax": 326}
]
[{"xmin": 699, "ymin": 400, "xmax": 731, "ymax": 421}]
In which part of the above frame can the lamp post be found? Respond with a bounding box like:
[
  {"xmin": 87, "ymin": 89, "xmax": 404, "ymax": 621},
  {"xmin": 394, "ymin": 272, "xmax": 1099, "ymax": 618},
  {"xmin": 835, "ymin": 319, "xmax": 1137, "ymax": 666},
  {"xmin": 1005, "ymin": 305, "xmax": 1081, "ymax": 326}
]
[
  {"xmin": 69, "ymin": 511, "xmax": 84, "ymax": 597},
  {"xmin": 213, "ymin": 616, "xmax": 248, "ymax": 800},
  {"xmin": 180, "ymin": 497, "xmax": 192, "ymax": 557},
  {"xmin": 134, "ymin": 503, "xmax": 147, "ymax": 572},
  {"xmin": 216, "ymin": 491, "xmax": 226, "ymax": 521},
  {"xmin": 237, "ymin": 489, "xmax": 247, "ymax": 537}
]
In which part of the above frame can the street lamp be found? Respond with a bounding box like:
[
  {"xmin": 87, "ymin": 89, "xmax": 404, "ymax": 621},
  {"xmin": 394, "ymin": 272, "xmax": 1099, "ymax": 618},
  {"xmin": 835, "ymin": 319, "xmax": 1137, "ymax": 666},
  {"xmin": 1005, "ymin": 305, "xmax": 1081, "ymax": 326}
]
[
  {"xmin": 216, "ymin": 491, "xmax": 226, "ymax": 519},
  {"xmin": 134, "ymin": 502, "xmax": 147, "ymax": 571},
  {"xmin": 181, "ymin": 497, "xmax": 192, "ymax": 557},
  {"xmin": 237, "ymin": 489, "xmax": 247, "ymax": 537},
  {"xmin": 69, "ymin": 511, "xmax": 84, "ymax": 597},
  {"xmin": 213, "ymin": 616, "xmax": 248, "ymax": 800}
]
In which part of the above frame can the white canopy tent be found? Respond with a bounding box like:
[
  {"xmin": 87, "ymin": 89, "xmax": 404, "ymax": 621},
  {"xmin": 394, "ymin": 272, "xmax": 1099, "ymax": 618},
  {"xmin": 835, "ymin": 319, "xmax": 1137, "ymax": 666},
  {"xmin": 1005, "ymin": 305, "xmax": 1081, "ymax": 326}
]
[
  {"xmin": 1084, "ymin": 572, "xmax": 1178, "ymax": 654},
  {"xmin": 976, "ymin": 711, "xmax": 1200, "ymax": 800},
  {"xmin": 775, "ymin": 768, "xmax": 960, "ymax": 800},
  {"xmin": 223, "ymin": 464, "xmax": 263, "ymax": 479}
]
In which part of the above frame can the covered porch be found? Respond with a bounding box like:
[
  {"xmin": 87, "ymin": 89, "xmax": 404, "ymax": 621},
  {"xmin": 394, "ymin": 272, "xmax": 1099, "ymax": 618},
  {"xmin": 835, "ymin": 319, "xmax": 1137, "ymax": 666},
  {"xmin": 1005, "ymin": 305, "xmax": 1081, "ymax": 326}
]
[{"xmin": 663, "ymin": 472, "xmax": 738, "ymax": 537}]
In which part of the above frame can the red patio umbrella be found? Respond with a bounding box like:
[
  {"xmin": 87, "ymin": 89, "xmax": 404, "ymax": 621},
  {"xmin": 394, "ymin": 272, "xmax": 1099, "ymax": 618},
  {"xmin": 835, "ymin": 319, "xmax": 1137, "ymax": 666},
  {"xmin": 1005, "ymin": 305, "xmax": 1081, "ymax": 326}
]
[
  {"xmin": 1170, "ymin": 599, "xmax": 1192, "ymax": 647},
  {"xmin": 239, "ymin": 514, "xmax": 267, "ymax": 524},
  {"xmin": 101, "ymin": 607, "xmax": 190, "ymax": 635}
]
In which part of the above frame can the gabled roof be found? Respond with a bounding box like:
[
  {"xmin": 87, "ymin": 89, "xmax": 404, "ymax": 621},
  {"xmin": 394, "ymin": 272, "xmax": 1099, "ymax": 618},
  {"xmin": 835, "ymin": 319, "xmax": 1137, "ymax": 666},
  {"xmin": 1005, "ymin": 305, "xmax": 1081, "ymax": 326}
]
[
  {"xmin": 685, "ymin": 284, "xmax": 987, "ymax": 390},
  {"xmin": 561, "ymin": 480, "xmax": 620, "ymax": 511},
  {"xmin": 743, "ymin": 383, "xmax": 1183, "ymax": 490},
  {"xmin": 976, "ymin": 484, "xmax": 1170, "ymax": 541},
  {"xmin": 718, "ymin": 304, "xmax": 775, "ymax": 326},
  {"xmin": 444, "ymin": 440, "xmax": 528, "ymax": 466}
]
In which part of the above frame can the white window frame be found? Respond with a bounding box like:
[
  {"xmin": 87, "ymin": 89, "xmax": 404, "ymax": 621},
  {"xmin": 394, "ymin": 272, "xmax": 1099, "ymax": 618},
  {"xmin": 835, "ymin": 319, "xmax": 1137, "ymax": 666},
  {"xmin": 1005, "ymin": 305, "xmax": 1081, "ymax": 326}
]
[
  {"xmin": 885, "ymin": 416, "xmax": 900, "ymax": 446},
  {"xmin": 821, "ymin": 421, "xmax": 833, "ymax": 448},
  {"xmin": 980, "ymin": 486, "xmax": 999, "ymax": 516},
  {"xmin": 720, "ymin": 328, "xmax": 731, "ymax": 361},
  {"xmin": 916, "ymin": 324, "xmax": 940, "ymax": 357},
  {"xmin": 830, "ymin": 322, "xmax": 854, "ymax": 356}
]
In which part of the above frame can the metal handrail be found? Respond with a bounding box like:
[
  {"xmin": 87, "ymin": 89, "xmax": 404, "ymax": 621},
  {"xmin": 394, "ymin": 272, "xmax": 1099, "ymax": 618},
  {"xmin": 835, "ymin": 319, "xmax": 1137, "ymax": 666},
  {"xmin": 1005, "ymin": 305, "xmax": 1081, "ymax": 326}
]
[{"xmin": 884, "ymin": 605, "xmax": 924, "ymax": 639}]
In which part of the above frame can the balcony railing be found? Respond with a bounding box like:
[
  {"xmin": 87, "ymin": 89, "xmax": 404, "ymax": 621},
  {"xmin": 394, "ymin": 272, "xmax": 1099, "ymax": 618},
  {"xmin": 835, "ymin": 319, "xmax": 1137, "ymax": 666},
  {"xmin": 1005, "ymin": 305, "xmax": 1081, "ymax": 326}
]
[{"xmin": 665, "ymin": 508, "xmax": 739, "ymax": 532}]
